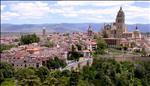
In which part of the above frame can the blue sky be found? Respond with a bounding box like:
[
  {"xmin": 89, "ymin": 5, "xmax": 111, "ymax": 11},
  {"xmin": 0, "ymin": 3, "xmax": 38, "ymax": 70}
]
[{"xmin": 1, "ymin": 1, "xmax": 150, "ymax": 24}]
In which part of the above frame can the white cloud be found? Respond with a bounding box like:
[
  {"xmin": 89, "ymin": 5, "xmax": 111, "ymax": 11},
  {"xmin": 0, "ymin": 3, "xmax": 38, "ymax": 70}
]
[
  {"xmin": 49, "ymin": 5, "xmax": 119, "ymax": 21},
  {"xmin": 1, "ymin": 12, "xmax": 19, "ymax": 20},
  {"xmin": 50, "ymin": 1, "xmax": 135, "ymax": 20},
  {"xmin": 55, "ymin": 1, "xmax": 85, "ymax": 7},
  {"xmin": 1, "ymin": 1, "xmax": 150, "ymax": 24},
  {"xmin": 50, "ymin": 6, "xmax": 78, "ymax": 17},
  {"xmin": 55, "ymin": 1, "xmax": 134, "ymax": 7},
  {"xmin": 124, "ymin": 5, "xmax": 150, "ymax": 23},
  {"xmin": 9, "ymin": 2, "xmax": 50, "ymax": 19},
  {"xmin": 51, "ymin": 1, "xmax": 150, "ymax": 24},
  {"xmin": 1, "ymin": 2, "xmax": 51, "ymax": 21},
  {"xmin": 58, "ymin": 3, "xmax": 150, "ymax": 24},
  {"xmin": 93, "ymin": 1, "xmax": 134, "ymax": 6}
]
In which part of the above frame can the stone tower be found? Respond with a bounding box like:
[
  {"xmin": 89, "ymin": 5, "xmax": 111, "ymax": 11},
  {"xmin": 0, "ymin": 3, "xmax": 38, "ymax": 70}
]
[
  {"xmin": 42, "ymin": 27, "xmax": 46, "ymax": 36},
  {"xmin": 87, "ymin": 25, "xmax": 93, "ymax": 36},
  {"xmin": 115, "ymin": 7, "xmax": 126, "ymax": 38}
]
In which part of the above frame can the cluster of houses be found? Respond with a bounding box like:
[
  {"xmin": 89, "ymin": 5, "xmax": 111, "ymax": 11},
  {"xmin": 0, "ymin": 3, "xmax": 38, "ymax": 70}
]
[
  {"xmin": 1, "ymin": 30, "xmax": 96, "ymax": 69},
  {"xmin": 1, "ymin": 28, "xmax": 150, "ymax": 69}
]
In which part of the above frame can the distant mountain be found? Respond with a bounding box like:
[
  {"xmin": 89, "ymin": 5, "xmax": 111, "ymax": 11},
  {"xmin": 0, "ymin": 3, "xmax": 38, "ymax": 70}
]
[{"xmin": 1, "ymin": 23, "xmax": 150, "ymax": 33}]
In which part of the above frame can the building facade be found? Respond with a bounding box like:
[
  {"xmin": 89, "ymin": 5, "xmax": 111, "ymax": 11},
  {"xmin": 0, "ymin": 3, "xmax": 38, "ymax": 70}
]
[
  {"xmin": 102, "ymin": 7, "xmax": 127, "ymax": 38},
  {"xmin": 102, "ymin": 7, "xmax": 142, "ymax": 48}
]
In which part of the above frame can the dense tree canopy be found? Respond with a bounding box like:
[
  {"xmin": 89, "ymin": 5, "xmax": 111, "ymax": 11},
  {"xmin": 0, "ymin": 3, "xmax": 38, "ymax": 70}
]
[
  {"xmin": 35, "ymin": 66, "xmax": 49, "ymax": 82},
  {"xmin": 69, "ymin": 71, "xmax": 79, "ymax": 86},
  {"xmin": 95, "ymin": 37, "xmax": 107, "ymax": 54},
  {"xmin": 20, "ymin": 33, "xmax": 40, "ymax": 45},
  {"xmin": 44, "ymin": 57, "xmax": 67, "ymax": 69},
  {"xmin": 0, "ymin": 44, "xmax": 15, "ymax": 53},
  {"xmin": 0, "ymin": 62, "xmax": 14, "ymax": 83},
  {"xmin": 67, "ymin": 51, "xmax": 83, "ymax": 61},
  {"xmin": 1, "ymin": 56, "xmax": 150, "ymax": 86}
]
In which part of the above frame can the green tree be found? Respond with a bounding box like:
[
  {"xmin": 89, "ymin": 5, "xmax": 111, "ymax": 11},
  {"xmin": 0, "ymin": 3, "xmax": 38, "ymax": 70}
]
[
  {"xmin": 76, "ymin": 44, "xmax": 82, "ymax": 51},
  {"xmin": 36, "ymin": 66, "xmax": 49, "ymax": 82},
  {"xmin": 0, "ymin": 70, "xmax": 4, "ymax": 83},
  {"xmin": 69, "ymin": 71, "xmax": 79, "ymax": 86},
  {"xmin": 0, "ymin": 62, "xmax": 14, "ymax": 78},
  {"xmin": 141, "ymin": 48, "xmax": 147, "ymax": 56},
  {"xmin": 19, "ymin": 75, "xmax": 41, "ymax": 86},
  {"xmin": 0, "ymin": 44, "xmax": 15, "ymax": 53},
  {"xmin": 20, "ymin": 33, "xmax": 40, "ymax": 45},
  {"xmin": 59, "ymin": 76, "xmax": 69, "ymax": 86},
  {"xmin": 95, "ymin": 37, "xmax": 107, "ymax": 54},
  {"xmin": 45, "ymin": 57, "xmax": 66, "ymax": 69},
  {"xmin": 77, "ymin": 80, "xmax": 92, "ymax": 86},
  {"xmin": 81, "ymin": 66, "xmax": 95, "ymax": 82},
  {"xmin": 61, "ymin": 70, "xmax": 71, "ymax": 77},
  {"xmin": 15, "ymin": 68, "xmax": 35, "ymax": 81},
  {"xmin": 68, "ymin": 51, "xmax": 83, "ymax": 61},
  {"xmin": 15, "ymin": 68, "xmax": 41, "ymax": 86},
  {"xmin": 42, "ymin": 77, "xmax": 59, "ymax": 86},
  {"xmin": 50, "ymin": 70, "xmax": 62, "ymax": 78},
  {"xmin": 133, "ymin": 78, "xmax": 142, "ymax": 86}
]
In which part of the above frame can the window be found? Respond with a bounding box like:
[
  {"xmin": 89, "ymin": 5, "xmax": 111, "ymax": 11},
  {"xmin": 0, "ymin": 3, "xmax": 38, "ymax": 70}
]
[
  {"xmin": 24, "ymin": 60, "xmax": 26, "ymax": 63},
  {"xmin": 36, "ymin": 63, "xmax": 39, "ymax": 68},
  {"xmin": 25, "ymin": 64, "xmax": 27, "ymax": 68}
]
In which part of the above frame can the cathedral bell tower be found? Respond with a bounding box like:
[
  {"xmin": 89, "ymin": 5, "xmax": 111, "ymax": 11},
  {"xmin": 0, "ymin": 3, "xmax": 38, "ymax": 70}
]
[
  {"xmin": 115, "ymin": 7, "xmax": 126, "ymax": 38},
  {"xmin": 116, "ymin": 7, "xmax": 125, "ymax": 24},
  {"xmin": 87, "ymin": 25, "xmax": 93, "ymax": 36}
]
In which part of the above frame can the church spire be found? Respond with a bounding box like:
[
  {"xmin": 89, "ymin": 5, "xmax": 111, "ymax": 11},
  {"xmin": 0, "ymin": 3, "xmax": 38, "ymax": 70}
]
[
  {"xmin": 88, "ymin": 25, "xmax": 92, "ymax": 31},
  {"xmin": 116, "ymin": 6, "xmax": 125, "ymax": 24},
  {"xmin": 135, "ymin": 25, "xmax": 138, "ymax": 30},
  {"xmin": 119, "ymin": 6, "xmax": 122, "ymax": 11},
  {"xmin": 87, "ymin": 25, "xmax": 93, "ymax": 36}
]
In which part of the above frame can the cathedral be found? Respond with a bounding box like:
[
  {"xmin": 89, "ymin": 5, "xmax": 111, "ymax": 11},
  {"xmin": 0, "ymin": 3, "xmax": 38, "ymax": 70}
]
[
  {"xmin": 102, "ymin": 7, "xmax": 128, "ymax": 38},
  {"xmin": 102, "ymin": 7, "xmax": 141, "ymax": 40},
  {"xmin": 102, "ymin": 7, "xmax": 142, "ymax": 47}
]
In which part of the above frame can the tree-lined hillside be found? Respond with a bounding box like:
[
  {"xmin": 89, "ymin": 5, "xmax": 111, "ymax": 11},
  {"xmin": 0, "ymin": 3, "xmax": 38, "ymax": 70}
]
[{"xmin": 1, "ymin": 57, "xmax": 150, "ymax": 86}]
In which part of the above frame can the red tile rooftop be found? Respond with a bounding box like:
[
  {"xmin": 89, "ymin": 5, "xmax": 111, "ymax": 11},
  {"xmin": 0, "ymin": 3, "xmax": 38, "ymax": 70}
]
[
  {"xmin": 82, "ymin": 50, "xmax": 91, "ymax": 52},
  {"xmin": 85, "ymin": 41, "xmax": 97, "ymax": 45},
  {"xmin": 26, "ymin": 48, "xmax": 40, "ymax": 51},
  {"xmin": 104, "ymin": 38, "xmax": 120, "ymax": 39}
]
